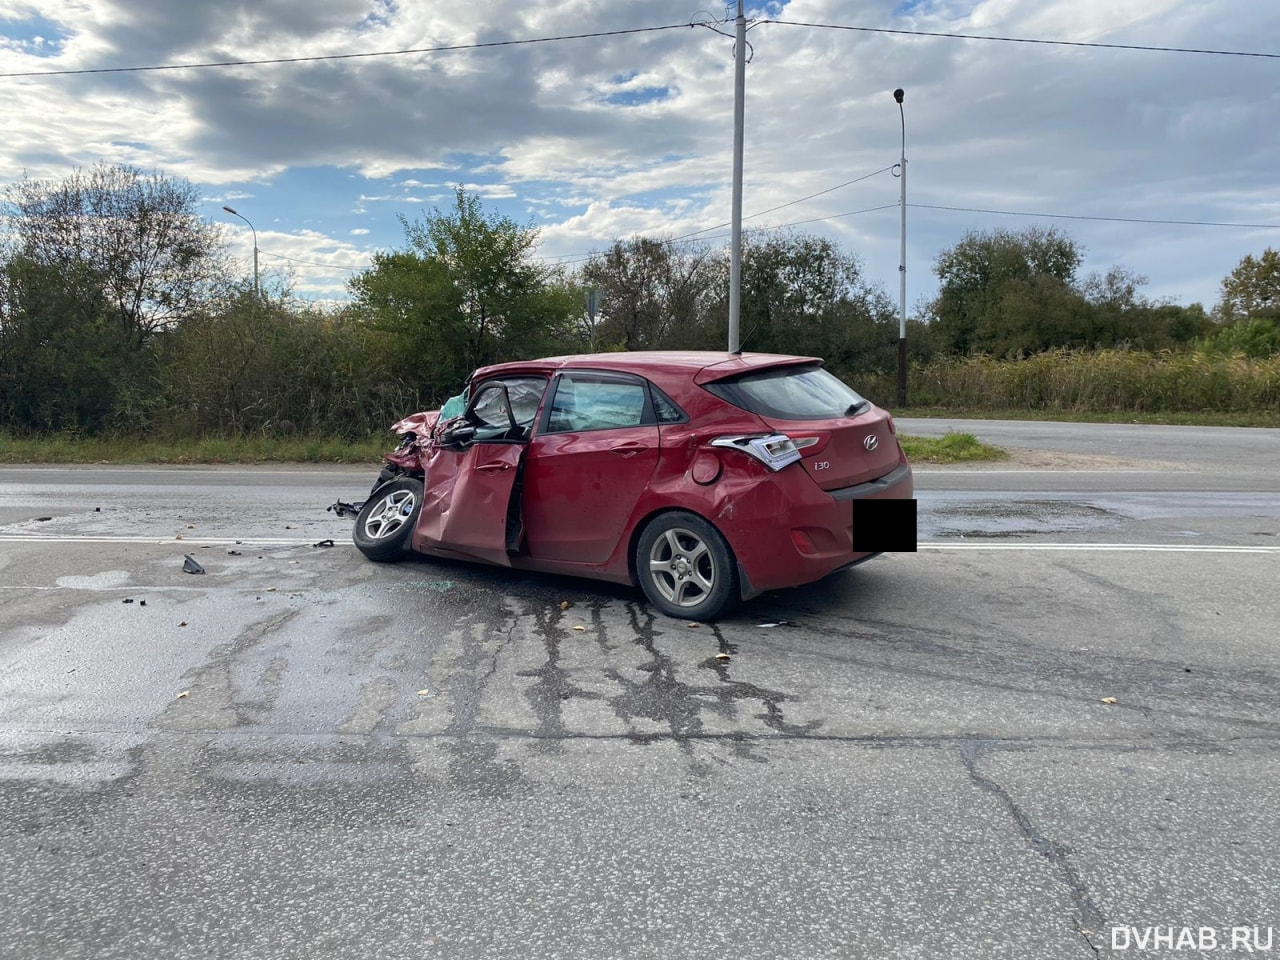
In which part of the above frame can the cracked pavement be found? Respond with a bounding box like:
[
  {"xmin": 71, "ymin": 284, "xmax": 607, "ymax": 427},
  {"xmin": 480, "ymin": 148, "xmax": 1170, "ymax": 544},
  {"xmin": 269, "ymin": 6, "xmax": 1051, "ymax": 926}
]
[{"xmin": 0, "ymin": 462, "xmax": 1278, "ymax": 958}]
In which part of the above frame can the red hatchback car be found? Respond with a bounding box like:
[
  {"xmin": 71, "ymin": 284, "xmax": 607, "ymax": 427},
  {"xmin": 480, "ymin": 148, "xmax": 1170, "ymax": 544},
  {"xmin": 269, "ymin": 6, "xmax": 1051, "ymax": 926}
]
[{"xmin": 352, "ymin": 351, "xmax": 914, "ymax": 620}]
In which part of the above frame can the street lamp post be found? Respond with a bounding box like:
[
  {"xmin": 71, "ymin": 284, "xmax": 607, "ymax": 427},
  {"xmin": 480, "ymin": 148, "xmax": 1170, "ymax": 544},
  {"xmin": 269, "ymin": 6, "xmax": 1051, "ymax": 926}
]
[
  {"xmin": 222, "ymin": 205, "xmax": 259, "ymax": 298},
  {"xmin": 893, "ymin": 88, "xmax": 907, "ymax": 408}
]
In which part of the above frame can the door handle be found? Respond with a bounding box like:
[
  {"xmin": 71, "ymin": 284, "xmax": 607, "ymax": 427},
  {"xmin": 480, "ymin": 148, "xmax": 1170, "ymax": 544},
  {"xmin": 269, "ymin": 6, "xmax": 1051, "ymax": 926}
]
[
  {"xmin": 611, "ymin": 442, "xmax": 649, "ymax": 457},
  {"xmin": 477, "ymin": 461, "xmax": 513, "ymax": 473}
]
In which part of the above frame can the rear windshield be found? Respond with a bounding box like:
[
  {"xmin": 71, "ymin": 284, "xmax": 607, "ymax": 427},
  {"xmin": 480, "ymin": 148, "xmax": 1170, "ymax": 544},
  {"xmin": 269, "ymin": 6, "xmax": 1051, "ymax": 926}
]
[{"xmin": 705, "ymin": 364, "xmax": 869, "ymax": 420}]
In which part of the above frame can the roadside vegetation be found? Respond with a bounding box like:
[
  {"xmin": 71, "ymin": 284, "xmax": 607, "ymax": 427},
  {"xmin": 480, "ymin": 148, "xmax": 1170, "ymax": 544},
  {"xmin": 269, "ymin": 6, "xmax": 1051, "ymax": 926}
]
[
  {"xmin": 0, "ymin": 430, "xmax": 1002, "ymax": 467},
  {"xmin": 3, "ymin": 163, "xmax": 1278, "ymax": 465},
  {"xmin": 898, "ymin": 432, "xmax": 1008, "ymax": 464}
]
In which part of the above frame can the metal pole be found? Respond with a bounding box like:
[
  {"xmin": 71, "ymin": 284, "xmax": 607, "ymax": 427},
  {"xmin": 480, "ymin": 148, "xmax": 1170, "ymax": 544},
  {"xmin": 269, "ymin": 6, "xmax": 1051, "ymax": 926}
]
[
  {"xmin": 894, "ymin": 89, "xmax": 907, "ymax": 407},
  {"xmin": 728, "ymin": 0, "xmax": 746, "ymax": 354},
  {"xmin": 222, "ymin": 205, "xmax": 260, "ymax": 298}
]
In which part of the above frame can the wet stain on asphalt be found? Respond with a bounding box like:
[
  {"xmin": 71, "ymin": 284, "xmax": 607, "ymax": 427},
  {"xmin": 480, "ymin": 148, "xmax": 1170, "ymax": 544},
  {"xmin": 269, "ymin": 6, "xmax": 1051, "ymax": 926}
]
[{"xmin": 920, "ymin": 496, "xmax": 1118, "ymax": 539}]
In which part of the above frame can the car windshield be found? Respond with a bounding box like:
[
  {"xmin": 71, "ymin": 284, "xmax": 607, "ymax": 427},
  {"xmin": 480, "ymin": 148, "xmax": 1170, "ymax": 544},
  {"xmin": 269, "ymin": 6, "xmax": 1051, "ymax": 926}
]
[{"xmin": 704, "ymin": 364, "xmax": 868, "ymax": 420}]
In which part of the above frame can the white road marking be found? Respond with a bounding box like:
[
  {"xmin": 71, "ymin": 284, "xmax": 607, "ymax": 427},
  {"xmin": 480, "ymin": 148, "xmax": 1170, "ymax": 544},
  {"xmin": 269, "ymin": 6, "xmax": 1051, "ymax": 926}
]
[
  {"xmin": 0, "ymin": 535, "xmax": 329, "ymax": 545},
  {"xmin": 1, "ymin": 535, "xmax": 1278, "ymax": 554},
  {"xmin": 917, "ymin": 541, "xmax": 1280, "ymax": 553}
]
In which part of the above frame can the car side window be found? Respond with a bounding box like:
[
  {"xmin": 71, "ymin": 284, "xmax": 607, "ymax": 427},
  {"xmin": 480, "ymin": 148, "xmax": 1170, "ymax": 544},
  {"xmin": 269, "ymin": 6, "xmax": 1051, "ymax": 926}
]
[
  {"xmin": 545, "ymin": 375, "xmax": 649, "ymax": 433},
  {"xmin": 467, "ymin": 376, "xmax": 546, "ymax": 442},
  {"xmin": 650, "ymin": 387, "xmax": 686, "ymax": 424}
]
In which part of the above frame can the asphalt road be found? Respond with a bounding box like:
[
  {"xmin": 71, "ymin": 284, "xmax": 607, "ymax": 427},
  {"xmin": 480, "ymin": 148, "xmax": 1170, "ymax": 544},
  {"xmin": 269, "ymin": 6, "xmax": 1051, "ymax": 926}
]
[{"xmin": 1, "ymin": 425, "xmax": 1278, "ymax": 960}]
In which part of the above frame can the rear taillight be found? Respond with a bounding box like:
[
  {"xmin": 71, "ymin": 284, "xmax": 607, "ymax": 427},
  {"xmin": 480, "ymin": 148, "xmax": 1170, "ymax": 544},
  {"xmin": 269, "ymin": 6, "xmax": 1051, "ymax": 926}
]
[
  {"xmin": 788, "ymin": 432, "xmax": 831, "ymax": 457},
  {"xmin": 710, "ymin": 434, "xmax": 802, "ymax": 471}
]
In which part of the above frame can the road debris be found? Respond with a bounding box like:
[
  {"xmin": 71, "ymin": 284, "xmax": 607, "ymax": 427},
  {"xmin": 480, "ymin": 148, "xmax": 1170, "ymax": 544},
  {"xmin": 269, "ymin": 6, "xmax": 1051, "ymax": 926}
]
[
  {"xmin": 1100, "ymin": 697, "xmax": 1118, "ymax": 705},
  {"xmin": 327, "ymin": 500, "xmax": 364, "ymax": 519},
  {"xmin": 715, "ymin": 652, "xmax": 731, "ymax": 661},
  {"xmin": 313, "ymin": 539, "xmax": 335, "ymax": 548},
  {"xmin": 572, "ymin": 625, "xmax": 586, "ymax": 632},
  {"xmin": 176, "ymin": 690, "xmax": 190, "ymax": 699},
  {"xmin": 182, "ymin": 555, "xmax": 206, "ymax": 575},
  {"xmin": 559, "ymin": 601, "xmax": 571, "ymax": 611}
]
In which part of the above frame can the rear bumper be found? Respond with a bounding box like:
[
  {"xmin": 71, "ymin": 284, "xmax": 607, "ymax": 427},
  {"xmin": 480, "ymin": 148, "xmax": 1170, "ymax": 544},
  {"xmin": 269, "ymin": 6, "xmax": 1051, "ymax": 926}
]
[{"xmin": 718, "ymin": 459, "xmax": 915, "ymax": 599}]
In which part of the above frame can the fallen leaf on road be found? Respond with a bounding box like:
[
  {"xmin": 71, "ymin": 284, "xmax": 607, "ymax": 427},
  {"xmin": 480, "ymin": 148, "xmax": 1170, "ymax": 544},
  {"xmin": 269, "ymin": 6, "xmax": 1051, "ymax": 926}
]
[
  {"xmin": 417, "ymin": 689, "xmax": 431, "ymax": 697},
  {"xmin": 1100, "ymin": 697, "xmax": 1118, "ymax": 705},
  {"xmin": 572, "ymin": 625, "xmax": 586, "ymax": 632},
  {"xmin": 176, "ymin": 690, "xmax": 190, "ymax": 699},
  {"xmin": 715, "ymin": 652, "xmax": 731, "ymax": 661},
  {"xmin": 559, "ymin": 601, "xmax": 571, "ymax": 611}
]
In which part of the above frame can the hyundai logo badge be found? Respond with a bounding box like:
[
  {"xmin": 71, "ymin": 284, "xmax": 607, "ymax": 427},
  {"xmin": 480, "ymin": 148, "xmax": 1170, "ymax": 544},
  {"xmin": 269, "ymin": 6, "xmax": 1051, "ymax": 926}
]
[{"xmin": 863, "ymin": 434, "xmax": 879, "ymax": 451}]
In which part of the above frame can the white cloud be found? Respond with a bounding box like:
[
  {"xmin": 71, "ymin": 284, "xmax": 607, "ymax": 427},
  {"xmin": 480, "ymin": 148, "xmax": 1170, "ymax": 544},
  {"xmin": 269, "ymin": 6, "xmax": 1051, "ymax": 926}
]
[{"xmin": 1, "ymin": 0, "xmax": 1277, "ymax": 305}]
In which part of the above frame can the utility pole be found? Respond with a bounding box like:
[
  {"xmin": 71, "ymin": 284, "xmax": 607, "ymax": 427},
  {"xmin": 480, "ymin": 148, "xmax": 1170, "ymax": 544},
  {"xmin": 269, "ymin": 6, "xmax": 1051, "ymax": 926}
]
[
  {"xmin": 727, "ymin": 0, "xmax": 746, "ymax": 354},
  {"xmin": 893, "ymin": 88, "xmax": 907, "ymax": 407}
]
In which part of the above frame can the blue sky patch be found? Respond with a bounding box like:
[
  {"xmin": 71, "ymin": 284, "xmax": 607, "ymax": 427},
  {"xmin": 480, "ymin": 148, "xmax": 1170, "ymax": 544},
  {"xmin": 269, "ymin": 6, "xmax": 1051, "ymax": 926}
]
[
  {"xmin": 0, "ymin": 12, "xmax": 68, "ymax": 57},
  {"xmin": 604, "ymin": 86, "xmax": 671, "ymax": 107}
]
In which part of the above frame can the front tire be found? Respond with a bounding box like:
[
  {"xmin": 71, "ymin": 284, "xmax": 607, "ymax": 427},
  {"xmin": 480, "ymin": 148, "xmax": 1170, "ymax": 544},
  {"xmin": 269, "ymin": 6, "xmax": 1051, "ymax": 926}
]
[
  {"xmin": 635, "ymin": 512, "xmax": 738, "ymax": 621},
  {"xmin": 353, "ymin": 477, "xmax": 422, "ymax": 562}
]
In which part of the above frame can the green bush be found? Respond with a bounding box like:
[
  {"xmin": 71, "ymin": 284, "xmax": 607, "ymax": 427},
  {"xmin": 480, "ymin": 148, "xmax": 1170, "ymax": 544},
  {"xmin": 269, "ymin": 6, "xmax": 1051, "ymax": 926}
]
[{"xmin": 896, "ymin": 348, "xmax": 1280, "ymax": 413}]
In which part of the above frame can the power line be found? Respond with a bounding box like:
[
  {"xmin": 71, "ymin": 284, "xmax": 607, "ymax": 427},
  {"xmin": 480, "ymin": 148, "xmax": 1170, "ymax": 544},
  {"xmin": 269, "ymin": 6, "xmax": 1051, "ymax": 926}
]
[
  {"xmin": 914, "ymin": 203, "xmax": 1280, "ymax": 229},
  {"xmin": 259, "ymin": 249, "xmax": 369, "ymax": 271},
  {"xmin": 8, "ymin": 14, "xmax": 1273, "ymax": 81},
  {"xmin": 536, "ymin": 202, "xmax": 904, "ymax": 268},
  {"xmin": 0, "ymin": 23, "xmax": 701, "ymax": 79},
  {"xmin": 663, "ymin": 165, "xmax": 896, "ymax": 245},
  {"xmin": 762, "ymin": 19, "xmax": 1280, "ymax": 59},
  {"xmin": 290, "ymin": 196, "xmax": 1278, "ymax": 275}
]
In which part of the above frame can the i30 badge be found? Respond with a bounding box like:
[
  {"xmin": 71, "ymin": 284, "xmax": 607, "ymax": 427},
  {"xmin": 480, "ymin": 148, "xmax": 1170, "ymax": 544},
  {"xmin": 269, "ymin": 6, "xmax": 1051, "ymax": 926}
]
[{"xmin": 863, "ymin": 434, "xmax": 879, "ymax": 451}]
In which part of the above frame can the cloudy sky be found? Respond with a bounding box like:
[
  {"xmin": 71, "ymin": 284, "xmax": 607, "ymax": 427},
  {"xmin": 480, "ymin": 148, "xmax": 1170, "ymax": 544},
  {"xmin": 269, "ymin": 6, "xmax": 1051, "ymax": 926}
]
[{"xmin": 2, "ymin": 0, "xmax": 1277, "ymax": 313}]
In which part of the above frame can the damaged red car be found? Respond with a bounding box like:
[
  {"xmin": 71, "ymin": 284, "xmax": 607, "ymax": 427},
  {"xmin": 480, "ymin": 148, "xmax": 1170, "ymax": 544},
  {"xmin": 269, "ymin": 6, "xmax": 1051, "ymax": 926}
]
[{"xmin": 352, "ymin": 351, "xmax": 915, "ymax": 620}]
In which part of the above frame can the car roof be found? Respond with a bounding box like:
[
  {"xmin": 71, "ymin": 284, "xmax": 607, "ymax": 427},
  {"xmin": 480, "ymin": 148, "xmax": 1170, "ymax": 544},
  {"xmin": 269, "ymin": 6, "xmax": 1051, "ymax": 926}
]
[{"xmin": 471, "ymin": 351, "xmax": 823, "ymax": 385}]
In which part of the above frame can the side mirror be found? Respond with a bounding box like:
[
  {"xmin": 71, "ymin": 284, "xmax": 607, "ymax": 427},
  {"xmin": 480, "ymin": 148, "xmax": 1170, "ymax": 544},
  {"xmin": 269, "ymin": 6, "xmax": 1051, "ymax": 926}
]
[{"xmin": 440, "ymin": 424, "xmax": 477, "ymax": 448}]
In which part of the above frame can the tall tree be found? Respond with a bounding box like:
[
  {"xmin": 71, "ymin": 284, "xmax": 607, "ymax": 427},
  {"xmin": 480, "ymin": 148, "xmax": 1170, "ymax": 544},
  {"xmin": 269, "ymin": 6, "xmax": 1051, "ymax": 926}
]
[
  {"xmin": 579, "ymin": 238, "xmax": 718, "ymax": 350},
  {"xmin": 349, "ymin": 189, "xmax": 576, "ymax": 400},
  {"xmin": 729, "ymin": 233, "xmax": 893, "ymax": 364},
  {"xmin": 4, "ymin": 162, "xmax": 227, "ymax": 346},
  {"xmin": 930, "ymin": 226, "xmax": 1083, "ymax": 355},
  {"xmin": 1215, "ymin": 248, "xmax": 1280, "ymax": 324}
]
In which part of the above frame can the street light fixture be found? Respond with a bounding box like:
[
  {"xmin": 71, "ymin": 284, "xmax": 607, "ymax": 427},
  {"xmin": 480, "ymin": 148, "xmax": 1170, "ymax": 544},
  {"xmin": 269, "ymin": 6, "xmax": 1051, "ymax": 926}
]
[
  {"xmin": 893, "ymin": 88, "xmax": 907, "ymax": 408},
  {"xmin": 222, "ymin": 205, "xmax": 259, "ymax": 298}
]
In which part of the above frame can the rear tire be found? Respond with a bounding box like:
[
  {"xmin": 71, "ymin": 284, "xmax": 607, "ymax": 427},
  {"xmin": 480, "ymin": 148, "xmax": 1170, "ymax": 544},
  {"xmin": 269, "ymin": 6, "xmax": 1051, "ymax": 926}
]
[
  {"xmin": 353, "ymin": 477, "xmax": 422, "ymax": 562},
  {"xmin": 635, "ymin": 512, "xmax": 738, "ymax": 622}
]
